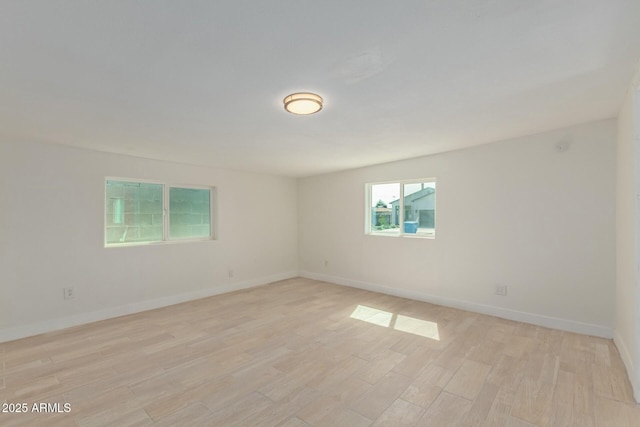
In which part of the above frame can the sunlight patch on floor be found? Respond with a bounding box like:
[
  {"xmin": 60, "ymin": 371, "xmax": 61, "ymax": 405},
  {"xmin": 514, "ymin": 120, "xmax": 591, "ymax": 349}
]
[
  {"xmin": 350, "ymin": 304, "xmax": 393, "ymax": 327},
  {"xmin": 350, "ymin": 305, "xmax": 440, "ymax": 340},
  {"xmin": 394, "ymin": 314, "xmax": 440, "ymax": 340}
]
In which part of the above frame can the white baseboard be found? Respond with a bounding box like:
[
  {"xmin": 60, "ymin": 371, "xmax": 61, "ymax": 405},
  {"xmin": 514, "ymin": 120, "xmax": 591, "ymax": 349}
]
[
  {"xmin": 301, "ymin": 271, "xmax": 613, "ymax": 339},
  {"xmin": 0, "ymin": 271, "xmax": 298, "ymax": 343},
  {"xmin": 614, "ymin": 330, "xmax": 640, "ymax": 403}
]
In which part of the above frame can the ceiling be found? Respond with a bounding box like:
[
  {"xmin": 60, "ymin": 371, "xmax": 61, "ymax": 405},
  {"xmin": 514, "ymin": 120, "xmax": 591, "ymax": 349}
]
[{"xmin": 1, "ymin": 1, "xmax": 639, "ymax": 177}]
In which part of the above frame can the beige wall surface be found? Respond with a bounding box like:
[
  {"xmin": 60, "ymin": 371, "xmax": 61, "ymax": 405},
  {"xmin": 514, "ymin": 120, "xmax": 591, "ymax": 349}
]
[
  {"xmin": 0, "ymin": 140, "xmax": 299, "ymax": 341},
  {"xmin": 615, "ymin": 61, "xmax": 640, "ymax": 402},
  {"xmin": 299, "ymin": 119, "xmax": 616, "ymax": 337}
]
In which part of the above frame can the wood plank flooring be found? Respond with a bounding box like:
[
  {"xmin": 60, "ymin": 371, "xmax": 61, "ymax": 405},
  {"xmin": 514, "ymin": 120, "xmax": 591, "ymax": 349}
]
[{"xmin": 1, "ymin": 277, "xmax": 638, "ymax": 426}]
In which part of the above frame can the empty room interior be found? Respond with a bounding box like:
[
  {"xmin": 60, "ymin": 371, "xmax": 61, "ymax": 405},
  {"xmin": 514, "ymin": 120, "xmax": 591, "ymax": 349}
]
[{"xmin": 2, "ymin": 1, "xmax": 640, "ymax": 426}]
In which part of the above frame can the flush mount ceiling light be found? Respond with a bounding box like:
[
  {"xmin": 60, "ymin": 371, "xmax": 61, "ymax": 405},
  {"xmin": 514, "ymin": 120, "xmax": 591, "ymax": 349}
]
[{"xmin": 283, "ymin": 92, "xmax": 323, "ymax": 115}]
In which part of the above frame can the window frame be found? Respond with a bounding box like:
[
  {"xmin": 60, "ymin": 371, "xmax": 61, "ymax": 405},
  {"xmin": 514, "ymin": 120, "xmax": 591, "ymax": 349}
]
[
  {"xmin": 104, "ymin": 177, "xmax": 217, "ymax": 247},
  {"xmin": 365, "ymin": 178, "xmax": 436, "ymax": 239}
]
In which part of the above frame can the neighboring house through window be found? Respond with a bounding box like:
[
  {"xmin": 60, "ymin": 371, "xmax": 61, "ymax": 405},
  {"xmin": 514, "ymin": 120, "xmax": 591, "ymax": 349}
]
[{"xmin": 367, "ymin": 179, "xmax": 436, "ymax": 237}]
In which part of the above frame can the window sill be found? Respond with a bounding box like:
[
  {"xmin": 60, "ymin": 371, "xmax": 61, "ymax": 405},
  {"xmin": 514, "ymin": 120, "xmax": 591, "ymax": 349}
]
[
  {"xmin": 104, "ymin": 237, "xmax": 215, "ymax": 248},
  {"xmin": 366, "ymin": 233, "xmax": 435, "ymax": 239}
]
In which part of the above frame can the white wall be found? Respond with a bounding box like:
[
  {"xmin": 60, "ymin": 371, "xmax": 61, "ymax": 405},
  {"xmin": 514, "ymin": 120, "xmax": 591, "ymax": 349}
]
[
  {"xmin": 615, "ymin": 61, "xmax": 640, "ymax": 402},
  {"xmin": 0, "ymin": 140, "xmax": 298, "ymax": 342},
  {"xmin": 299, "ymin": 119, "xmax": 616, "ymax": 337}
]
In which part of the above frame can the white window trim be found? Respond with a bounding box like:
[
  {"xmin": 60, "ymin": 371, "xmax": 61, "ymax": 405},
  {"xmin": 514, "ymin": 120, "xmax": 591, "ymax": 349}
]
[
  {"xmin": 104, "ymin": 177, "xmax": 217, "ymax": 248},
  {"xmin": 365, "ymin": 178, "xmax": 436, "ymax": 239}
]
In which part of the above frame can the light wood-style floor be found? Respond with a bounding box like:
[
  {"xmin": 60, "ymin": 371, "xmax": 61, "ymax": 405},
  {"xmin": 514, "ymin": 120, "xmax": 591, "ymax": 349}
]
[{"xmin": 1, "ymin": 278, "xmax": 639, "ymax": 426}]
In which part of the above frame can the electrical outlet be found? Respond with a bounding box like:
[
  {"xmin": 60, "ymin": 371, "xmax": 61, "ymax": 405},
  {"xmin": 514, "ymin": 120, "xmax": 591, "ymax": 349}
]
[
  {"xmin": 228, "ymin": 269, "xmax": 234, "ymax": 278},
  {"xmin": 63, "ymin": 287, "xmax": 75, "ymax": 300},
  {"xmin": 324, "ymin": 260, "xmax": 328, "ymax": 268},
  {"xmin": 495, "ymin": 285, "xmax": 508, "ymax": 296}
]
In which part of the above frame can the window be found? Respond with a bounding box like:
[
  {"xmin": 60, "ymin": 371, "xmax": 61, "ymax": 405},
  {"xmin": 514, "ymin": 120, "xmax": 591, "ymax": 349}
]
[
  {"xmin": 169, "ymin": 187, "xmax": 211, "ymax": 240},
  {"xmin": 366, "ymin": 179, "xmax": 435, "ymax": 237},
  {"xmin": 105, "ymin": 179, "xmax": 215, "ymax": 246}
]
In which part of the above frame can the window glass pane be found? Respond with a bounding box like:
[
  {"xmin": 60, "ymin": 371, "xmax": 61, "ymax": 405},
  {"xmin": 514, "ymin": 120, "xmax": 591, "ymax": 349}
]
[
  {"xmin": 370, "ymin": 183, "xmax": 400, "ymax": 235},
  {"xmin": 169, "ymin": 187, "xmax": 211, "ymax": 240},
  {"xmin": 105, "ymin": 180, "xmax": 163, "ymax": 245},
  {"xmin": 403, "ymin": 182, "xmax": 435, "ymax": 235}
]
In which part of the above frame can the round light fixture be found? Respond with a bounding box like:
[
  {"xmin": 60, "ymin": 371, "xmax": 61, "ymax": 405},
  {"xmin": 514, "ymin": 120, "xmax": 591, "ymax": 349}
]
[{"xmin": 283, "ymin": 92, "xmax": 323, "ymax": 115}]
